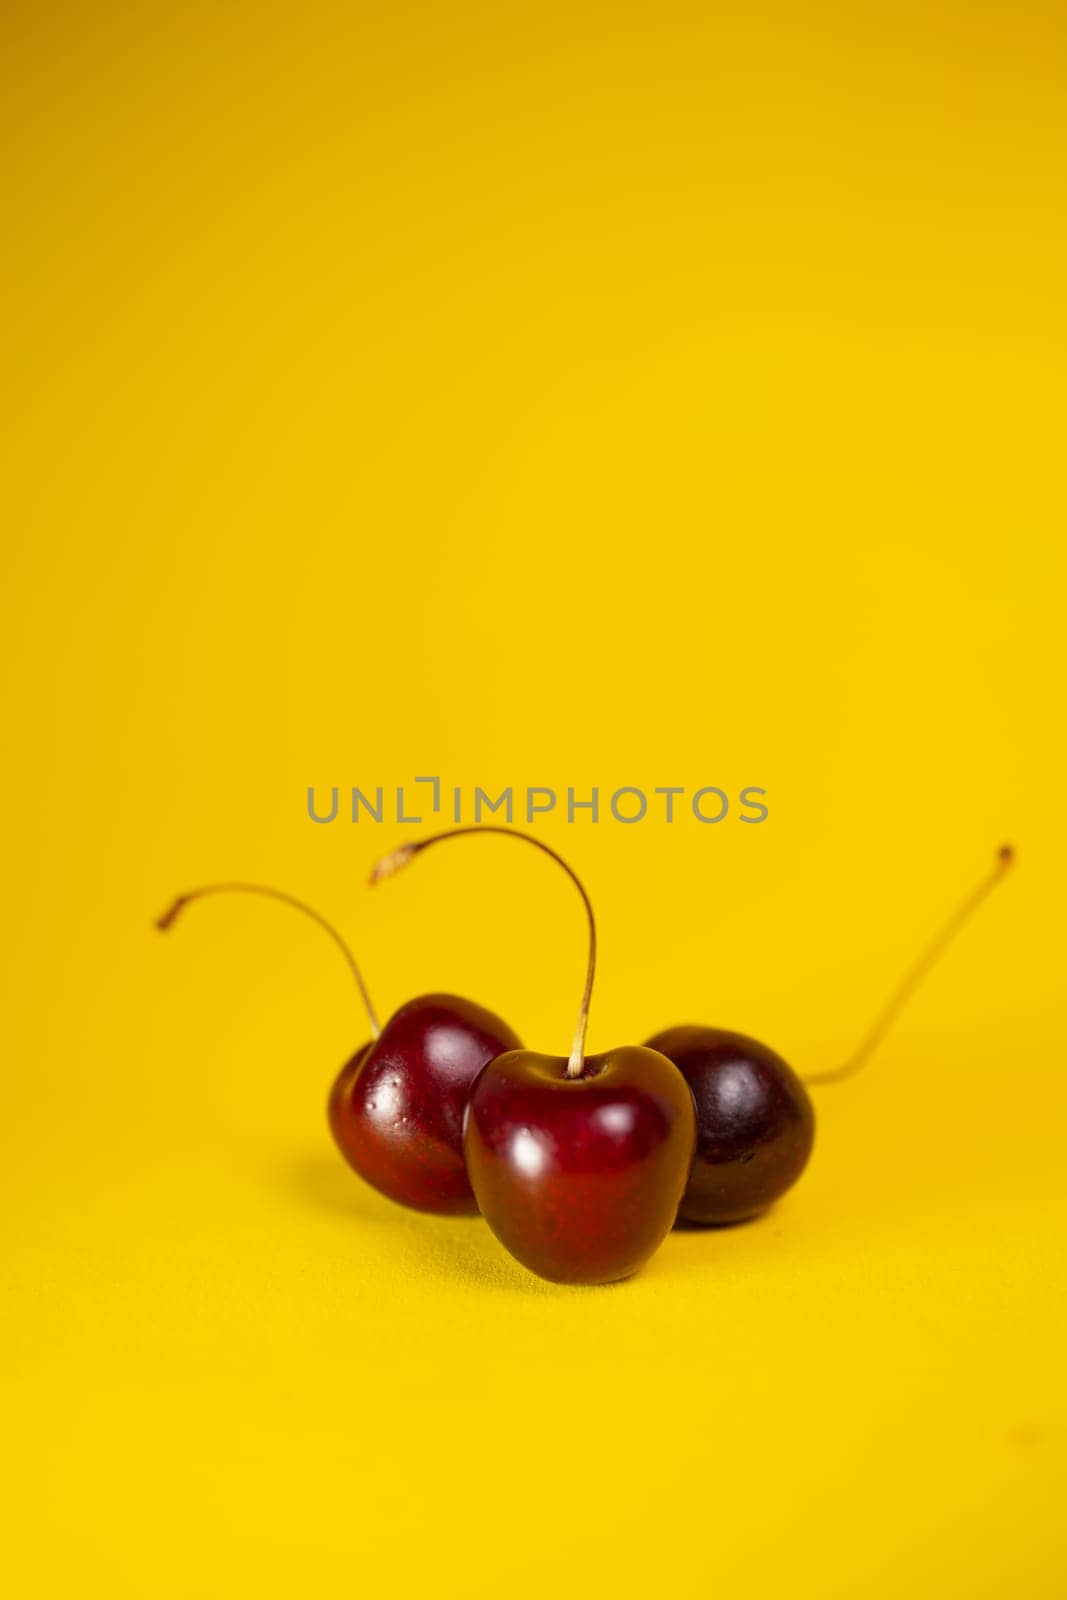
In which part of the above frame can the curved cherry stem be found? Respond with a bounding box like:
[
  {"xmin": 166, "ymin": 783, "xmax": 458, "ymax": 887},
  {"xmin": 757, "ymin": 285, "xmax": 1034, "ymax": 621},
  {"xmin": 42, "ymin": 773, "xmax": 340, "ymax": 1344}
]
[
  {"xmin": 155, "ymin": 881, "xmax": 381, "ymax": 1038},
  {"xmin": 370, "ymin": 827, "xmax": 596, "ymax": 1078},
  {"xmin": 805, "ymin": 845, "xmax": 1015, "ymax": 1086}
]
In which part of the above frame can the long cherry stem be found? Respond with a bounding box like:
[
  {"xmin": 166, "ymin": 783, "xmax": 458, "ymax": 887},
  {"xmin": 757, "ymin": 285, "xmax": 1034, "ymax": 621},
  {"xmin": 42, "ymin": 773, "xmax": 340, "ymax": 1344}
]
[
  {"xmin": 804, "ymin": 845, "xmax": 1015, "ymax": 1086},
  {"xmin": 370, "ymin": 827, "xmax": 596, "ymax": 1078},
  {"xmin": 155, "ymin": 882, "xmax": 381, "ymax": 1038}
]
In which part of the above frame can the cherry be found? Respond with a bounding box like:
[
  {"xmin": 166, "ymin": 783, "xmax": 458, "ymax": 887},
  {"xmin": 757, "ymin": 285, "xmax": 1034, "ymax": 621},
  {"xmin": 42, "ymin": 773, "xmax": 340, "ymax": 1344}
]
[
  {"xmin": 327, "ymin": 993, "xmax": 520, "ymax": 1213},
  {"xmin": 155, "ymin": 881, "xmax": 520, "ymax": 1213},
  {"xmin": 643, "ymin": 1025, "xmax": 814, "ymax": 1225},
  {"xmin": 372, "ymin": 829, "xmax": 696, "ymax": 1284},
  {"xmin": 649, "ymin": 845, "xmax": 1015, "ymax": 1225}
]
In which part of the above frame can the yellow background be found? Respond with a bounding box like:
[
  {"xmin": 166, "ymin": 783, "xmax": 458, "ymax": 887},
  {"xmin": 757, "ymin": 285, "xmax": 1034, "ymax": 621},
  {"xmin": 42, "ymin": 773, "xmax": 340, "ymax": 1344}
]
[{"xmin": 3, "ymin": 4, "xmax": 1065, "ymax": 1595}]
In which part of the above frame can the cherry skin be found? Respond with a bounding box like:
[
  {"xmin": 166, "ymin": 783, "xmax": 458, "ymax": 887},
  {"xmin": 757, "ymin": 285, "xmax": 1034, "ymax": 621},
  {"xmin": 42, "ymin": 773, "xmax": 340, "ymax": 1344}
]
[
  {"xmin": 645, "ymin": 1025, "xmax": 815, "ymax": 1225},
  {"xmin": 329, "ymin": 994, "xmax": 521, "ymax": 1214},
  {"xmin": 464, "ymin": 1046, "xmax": 696, "ymax": 1283}
]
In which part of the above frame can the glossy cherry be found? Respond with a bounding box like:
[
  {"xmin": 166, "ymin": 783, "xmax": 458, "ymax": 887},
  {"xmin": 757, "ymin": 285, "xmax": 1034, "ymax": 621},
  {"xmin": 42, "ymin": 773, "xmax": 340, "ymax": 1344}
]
[
  {"xmin": 372, "ymin": 829, "xmax": 696, "ymax": 1284},
  {"xmin": 155, "ymin": 881, "xmax": 519, "ymax": 1213},
  {"xmin": 649, "ymin": 845, "xmax": 1015, "ymax": 1226},
  {"xmin": 463, "ymin": 1045, "xmax": 695, "ymax": 1283},
  {"xmin": 327, "ymin": 993, "xmax": 520, "ymax": 1213},
  {"xmin": 644, "ymin": 1026, "xmax": 814, "ymax": 1224}
]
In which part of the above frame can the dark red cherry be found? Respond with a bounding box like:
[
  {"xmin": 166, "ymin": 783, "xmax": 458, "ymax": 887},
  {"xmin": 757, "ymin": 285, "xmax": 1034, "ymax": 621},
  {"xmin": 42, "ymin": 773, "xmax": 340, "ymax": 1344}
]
[
  {"xmin": 463, "ymin": 1045, "xmax": 696, "ymax": 1283},
  {"xmin": 155, "ymin": 881, "xmax": 520, "ymax": 1215},
  {"xmin": 644, "ymin": 845, "xmax": 1019, "ymax": 1225},
  {"xmin": 328, "ymin": 993, "xmax": 521, "ymax": 1214},
  {"xmin": 372, "ymin": 827, "xmax": 697, "ymax": 1283},
  {"xmin": 645, "ymin": 1025, "xmax": 814, "ymax": 1224}
]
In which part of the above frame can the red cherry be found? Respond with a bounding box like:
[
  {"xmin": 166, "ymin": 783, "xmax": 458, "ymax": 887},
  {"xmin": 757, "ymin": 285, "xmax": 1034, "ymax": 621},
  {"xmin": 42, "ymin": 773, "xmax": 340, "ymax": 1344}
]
[
  {"xmin": 328, "ymin": 994, "xmax": 520, "ymax": 1213},
  {"xmin": 644, "ymin": 1026, "xmax": 813, "ymax": 1224},
  {"xmin": 155, "ymin": 881, "xmax": 519, "ymax": 1213},
  {"xmin": 464, "ymin": 1046, "xmax": 695, "ymax": 1284},
  {"xmin": 372, "ymin": 828, "xmax": 696, "ymax": 1283},
  {"xmin": 649, "ymin": 845, "xmax": 1016, "ymax": 1226}
]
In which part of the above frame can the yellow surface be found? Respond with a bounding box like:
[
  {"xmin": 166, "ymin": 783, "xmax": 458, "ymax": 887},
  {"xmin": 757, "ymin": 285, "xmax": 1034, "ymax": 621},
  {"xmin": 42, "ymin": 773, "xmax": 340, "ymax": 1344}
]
[{"xmin": 3, "ymin": 5, "xmax": 1065, "ymax": 1596}]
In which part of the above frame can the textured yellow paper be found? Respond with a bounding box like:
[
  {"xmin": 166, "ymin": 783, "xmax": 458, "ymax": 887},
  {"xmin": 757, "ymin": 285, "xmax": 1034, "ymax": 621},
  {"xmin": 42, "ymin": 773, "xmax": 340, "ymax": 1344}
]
[{"xmin": 2, "ymin": 5, "xmax": 1064, "ymax": 1596}]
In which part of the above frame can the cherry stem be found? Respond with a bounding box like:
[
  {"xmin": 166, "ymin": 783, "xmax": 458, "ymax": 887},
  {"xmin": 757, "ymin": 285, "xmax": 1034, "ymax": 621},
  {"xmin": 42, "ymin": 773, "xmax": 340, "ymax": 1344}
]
[
  {"xmin": 370, "ymin": 827, "xmax": 597, "ymax": 1078},
  {"xmin": 154, "ymin": 882, "xmax": 381, "ymax": 1038},
  {"xmin": 804, "ymin": 845, "xmax": 1015, "ymax": 1086}
]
